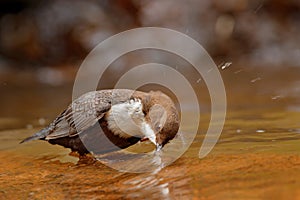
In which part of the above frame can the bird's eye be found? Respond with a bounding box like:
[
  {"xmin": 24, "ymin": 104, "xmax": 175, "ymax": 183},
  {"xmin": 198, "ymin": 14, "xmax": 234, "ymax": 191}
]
[{"xmin": 156, "ymin": 124, "xmax": 161, "ymax": 131}]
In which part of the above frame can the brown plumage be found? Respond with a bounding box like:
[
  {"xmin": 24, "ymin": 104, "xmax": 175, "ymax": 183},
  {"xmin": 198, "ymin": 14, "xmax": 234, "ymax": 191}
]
[{"xmin": 21, "ymin": 89, "xmax": 180, "ymax": 155}]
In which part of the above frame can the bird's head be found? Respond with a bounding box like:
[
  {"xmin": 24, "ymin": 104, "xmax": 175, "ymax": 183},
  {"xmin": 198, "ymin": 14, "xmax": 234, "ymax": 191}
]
[{"xmin": 142, "ymin": 91, "xmax": 180, "ymax": 151}]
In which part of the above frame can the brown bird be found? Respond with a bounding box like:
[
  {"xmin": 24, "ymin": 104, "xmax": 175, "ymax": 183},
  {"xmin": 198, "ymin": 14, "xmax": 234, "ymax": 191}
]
[{"xmin": 21, "ymin": 89, "xmax": 180, "ymax": 155}]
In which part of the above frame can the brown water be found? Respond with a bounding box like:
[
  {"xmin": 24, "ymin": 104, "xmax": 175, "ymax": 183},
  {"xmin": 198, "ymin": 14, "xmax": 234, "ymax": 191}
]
[{"xmin": 0, "ymin": 66, "xmax": 300, "ymax": 199}]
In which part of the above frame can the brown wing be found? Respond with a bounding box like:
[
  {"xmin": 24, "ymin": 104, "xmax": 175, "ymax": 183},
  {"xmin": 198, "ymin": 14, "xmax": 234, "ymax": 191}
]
[
  {"xmin": 44, "ymin": 89, "xmax": 144, "ymax": 140},
  {"xmin": 45, "ymin": 91, "xmax": 112, "ymax": 140}
]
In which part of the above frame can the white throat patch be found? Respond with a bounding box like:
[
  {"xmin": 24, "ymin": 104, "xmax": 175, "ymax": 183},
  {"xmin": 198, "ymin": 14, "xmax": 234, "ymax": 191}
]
[
  {"xmin": 105, "ymin": 98, "xmax": 157, "ymax": 145},
  {"xmin": 141, "ymin": 122, "xmax": 156, "ymax": 144}
]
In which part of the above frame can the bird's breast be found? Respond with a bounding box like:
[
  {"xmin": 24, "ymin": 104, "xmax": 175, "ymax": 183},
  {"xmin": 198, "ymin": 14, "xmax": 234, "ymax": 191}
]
[{"xmin": 105, "ymin": 99, "xmax": 146, "ymax": 138}]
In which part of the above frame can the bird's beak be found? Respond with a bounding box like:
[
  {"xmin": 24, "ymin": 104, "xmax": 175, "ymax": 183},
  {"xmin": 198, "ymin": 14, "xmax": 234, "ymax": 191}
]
[{"xmin": 156, "ymin": 143, "xmax": 163, "ymax": 151}]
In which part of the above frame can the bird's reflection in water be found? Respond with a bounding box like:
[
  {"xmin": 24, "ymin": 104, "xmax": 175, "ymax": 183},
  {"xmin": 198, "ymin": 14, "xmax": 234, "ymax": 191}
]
[
  {"xmin": 94, "ymin": 131, "xmax": 189, "ymax": 173},
  {"xmin": 122, "ymin": 169, "xmax": 193, "ymax": 199}
]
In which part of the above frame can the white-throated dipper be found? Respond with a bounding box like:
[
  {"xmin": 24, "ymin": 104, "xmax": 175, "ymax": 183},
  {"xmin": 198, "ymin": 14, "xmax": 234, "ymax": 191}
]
[{"xmin": 21, "ymin": 89, "xmax": 180, "ymax": 155}]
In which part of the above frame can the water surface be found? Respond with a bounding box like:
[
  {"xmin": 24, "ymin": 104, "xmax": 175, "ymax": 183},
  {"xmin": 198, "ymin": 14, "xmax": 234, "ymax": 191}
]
[{"xmin": 0, "ymin": 67, "xmax": 300, "ymax": 199}]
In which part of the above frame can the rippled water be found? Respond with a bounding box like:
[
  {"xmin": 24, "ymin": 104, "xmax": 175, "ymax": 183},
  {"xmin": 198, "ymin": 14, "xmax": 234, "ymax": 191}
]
[{"xmin": 0, "ymin": 67, "xmax": 300, "ymax": 199}]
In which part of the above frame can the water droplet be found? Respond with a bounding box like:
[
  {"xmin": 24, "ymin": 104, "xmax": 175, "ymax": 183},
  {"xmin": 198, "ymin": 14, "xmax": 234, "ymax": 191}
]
[
  {"xmin": 26, "ymin": 124, "xmax": 33, "ymax": 129},
  {"xmin": 250, "ymin": 77, "xmax": 261, "ymax": 83},
  {"xmin": 234, "ymin": 69, "xmax": 243, "ymax": 74},
  {"xmin": 219, "ymin": 62, "xmax": 232, "ymax": 70},
  {"xmin": 271, "ymin": 95, "xmax": 282, "ymax": 100},
  {"xmin": 38, "ymin": 118, "xmax": 46, "ymax": 125},
  {"xmin": 207, "ymin": 68, "xmax": 213, "ymax": 73}
]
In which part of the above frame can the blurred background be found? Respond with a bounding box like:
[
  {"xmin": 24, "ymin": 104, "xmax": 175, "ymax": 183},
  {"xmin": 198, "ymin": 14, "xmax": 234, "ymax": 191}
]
[
  {"xmin": 0, "ymin": 0, "xmax": 299, "ymax": 124},
  {"xmin": 0, "ymin": 0, "xmax": 300, "ymax": 67}
]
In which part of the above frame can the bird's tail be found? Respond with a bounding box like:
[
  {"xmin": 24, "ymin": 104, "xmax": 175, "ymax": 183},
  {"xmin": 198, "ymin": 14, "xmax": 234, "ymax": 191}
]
[{"xmin": 20, "ymin": 127, "xmax": 51, "ymax": 144}]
